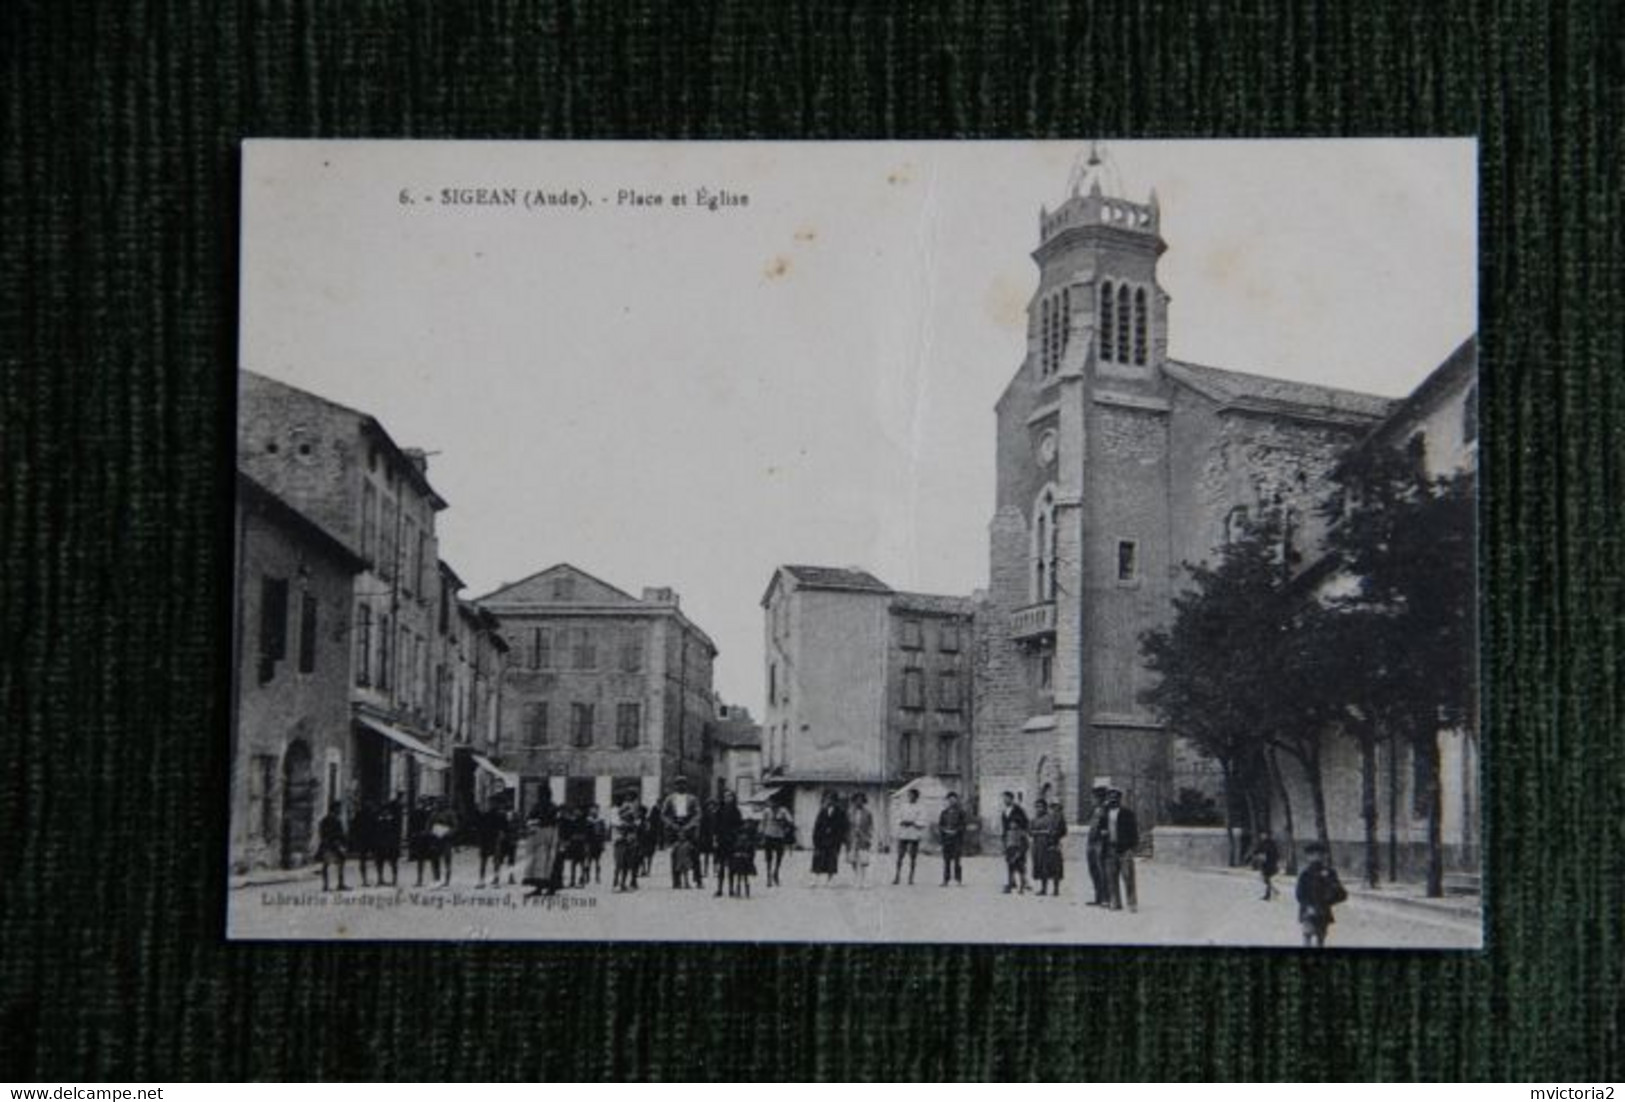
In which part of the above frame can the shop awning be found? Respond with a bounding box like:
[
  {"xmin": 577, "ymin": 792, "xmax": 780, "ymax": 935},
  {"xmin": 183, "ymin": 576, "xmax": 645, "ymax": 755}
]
[
  {"xmin": 356, "ymin": 713, "xmax": 449, "ymax": 768},
  {"xmin": 471, "ymin": 753, "xmax": 520, "ymax": 792}
]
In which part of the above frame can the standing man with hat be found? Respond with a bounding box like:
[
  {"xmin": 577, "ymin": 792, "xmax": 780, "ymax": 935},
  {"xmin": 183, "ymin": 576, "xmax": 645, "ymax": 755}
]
[
  {"xmin": 1103, "ymin": 786, "xmax": 1139, "ymax": 913},
  {"xmin": 660, "ymin": 775, "xmax": 702, "ymax": 890}
]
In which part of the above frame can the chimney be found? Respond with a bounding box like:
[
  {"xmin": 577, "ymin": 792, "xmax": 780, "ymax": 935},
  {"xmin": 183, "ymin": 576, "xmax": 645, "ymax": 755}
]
[
  {"xmin": 641, "ymin": 586, "xmax": 678, "ymax": 607},
  {"xmin": 401, "ymin": 447, "xmax": 429, "ymax": 475}
]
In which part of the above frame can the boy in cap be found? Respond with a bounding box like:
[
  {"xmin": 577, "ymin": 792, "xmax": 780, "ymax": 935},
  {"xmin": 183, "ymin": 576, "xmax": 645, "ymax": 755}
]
[{"xmin": 1295, "ymin": 841, "xmax": 1348, "ymax": 948}]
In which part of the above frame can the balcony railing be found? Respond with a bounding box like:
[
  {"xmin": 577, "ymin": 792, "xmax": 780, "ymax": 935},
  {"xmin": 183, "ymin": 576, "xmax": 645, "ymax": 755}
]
[{"xmin": 1009, "ymin": 601, "xmax": 1056, "ymax": 641}]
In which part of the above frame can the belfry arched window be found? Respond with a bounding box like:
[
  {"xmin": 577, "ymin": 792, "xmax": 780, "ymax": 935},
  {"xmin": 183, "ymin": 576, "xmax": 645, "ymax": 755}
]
[
  {"xmin": 1116, "ymin": 282, "xmax": 1132, "ymax": 363},
  {"xmin": 1133, "ymin": 287, "xmax": 1148, "ymax": 365},
  {"xmin": 1099, "ymin": 282, "xmax": 1115, "ymax": 362},
  {"xmin": 1040, "ymin": 297, "xmax": 1051, "ymax": 375}
]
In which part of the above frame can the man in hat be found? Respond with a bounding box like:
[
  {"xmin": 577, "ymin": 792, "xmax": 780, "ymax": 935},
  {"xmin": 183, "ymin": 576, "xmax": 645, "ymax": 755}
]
[
  {"xmin": 937, "ymin": 791, "xmax": 967, "ymax": 886},
  {"xmin": 1103, "ymin": 787, "xmax": 1139, "ymax": 912},
  {"xmin": 1085, "ymin": 779, "xmax": 1112, "ymax": 906}
]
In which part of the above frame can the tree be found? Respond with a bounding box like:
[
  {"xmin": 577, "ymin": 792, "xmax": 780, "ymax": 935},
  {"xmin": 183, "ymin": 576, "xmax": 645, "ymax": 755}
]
[
  {"xmin": 1140, "ymin": 510, "xmax": 1329, "ymax": 864},
  {"xmin": 1321, "ymin": 439, "xmax": 1477, "ymax": 897}
]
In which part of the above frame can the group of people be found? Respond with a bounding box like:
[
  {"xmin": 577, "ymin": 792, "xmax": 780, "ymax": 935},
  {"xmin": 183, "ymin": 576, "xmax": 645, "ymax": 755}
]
[
  {"xmin": 312, "ymin": 795, "xmax": 466, "ymax": 892},
  {"xmin": 809, "ymin": 787, "xmax": 971, "ymax": 887},
  {"xmin": 993, "ymin": 783, "xmax": 1139, "ymax": 910}
]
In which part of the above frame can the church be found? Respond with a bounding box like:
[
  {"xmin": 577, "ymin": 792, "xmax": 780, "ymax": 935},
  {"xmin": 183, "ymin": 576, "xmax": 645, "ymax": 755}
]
[{"xmin": 974, "ymin": 150, "xmax": 1475, "ymax": 863}]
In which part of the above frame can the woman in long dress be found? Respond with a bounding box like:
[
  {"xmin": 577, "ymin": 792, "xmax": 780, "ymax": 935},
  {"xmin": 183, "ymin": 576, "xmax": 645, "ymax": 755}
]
[
  {"xmin": 1030, "ymin": 797, "xmax": 1065, "ymax": 896},
  {"xmin": 810, "ymin": 790, "xmax": 847, "ymax": 886},
  {"xmin": 522, "ymin": 791, "xmax": 562, "ymax": 897}
]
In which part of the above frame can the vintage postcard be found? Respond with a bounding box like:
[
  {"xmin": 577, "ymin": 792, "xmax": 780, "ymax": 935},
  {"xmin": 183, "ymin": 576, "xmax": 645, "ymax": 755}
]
[{"xmin": 229, "ymin": 139, "xmax": 1480, "ymax": 947}]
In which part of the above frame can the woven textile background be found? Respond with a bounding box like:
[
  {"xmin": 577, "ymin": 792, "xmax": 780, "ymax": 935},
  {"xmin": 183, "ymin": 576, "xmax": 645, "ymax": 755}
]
[{"xmin": 2, "ymin": 0, "xmax": 1621, "ymax": 1082}]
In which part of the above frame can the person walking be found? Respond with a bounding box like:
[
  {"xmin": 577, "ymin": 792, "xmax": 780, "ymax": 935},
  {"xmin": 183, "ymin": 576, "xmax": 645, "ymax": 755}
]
[
  {"xmin": 315, "ymin": 802, "xmax": 349, "ymax": 892},
  {"xmin": 1085, "ymin": 781, "xmax": 1111, "ymax": 906},
  {"xmin": 712, "ymin": 790, "xmax": 744, "ymax": 897},
  {"xmin": 1103, "ymin": 787, "xmax": 1139, "ymax": 912},
  {"xmin": 846, "ymin": 792, "xmax": 875, "ymax": 889},
  {"xmin": 1000, "ymin": 791, "xmax": 1030, "ymax": 894},
  {"xmin": 429, "ymin": 799, "xmax": 457, "ymax": 887},
  {"xmin": 760, "ymin": 801, "xmax": 793, "ymax": 887},
  {"xmin": 1295, "ymin": 841, "xmax": 1348, "ymax": 948},
  {"xmin": 1248, "ymin": 830, "xmax": 1282, "ymax": 901},
  {"xmin": 476, "ymin": 800, "xmax": 507, "ymax": 888},
  {"xmin": 1030, "ymin": 797, "xmax": 1066, "ymax": 896},
  {"xmin": 937, "ymin": 791, "xmax": 967, "ymax": 886},
  {"xmin": 408, "ymin": 797, "xmax": 435, "ymax": 888},
  {"xmin": 697, "ymin": 799, "xmax": 718, "ymax": 883},
  {"xmin": 810, "ymin": 789, "xmax": 847, "ymax": 886},
  {"xmin": 891, "ymin": 788, "xmax": 926, "ymax": 885}
]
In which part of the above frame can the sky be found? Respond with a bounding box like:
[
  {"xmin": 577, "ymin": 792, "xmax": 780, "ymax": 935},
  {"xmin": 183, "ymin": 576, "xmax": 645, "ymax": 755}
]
[{"xmin": 239, "ymin": 139, "xmax": 1477, "ymax": 716}]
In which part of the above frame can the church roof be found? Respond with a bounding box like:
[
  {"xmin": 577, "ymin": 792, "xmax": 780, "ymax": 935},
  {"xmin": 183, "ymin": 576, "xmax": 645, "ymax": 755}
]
[{"xmin": 1164, "ymin": 360, "xmax": 1398, "ymax": 423}]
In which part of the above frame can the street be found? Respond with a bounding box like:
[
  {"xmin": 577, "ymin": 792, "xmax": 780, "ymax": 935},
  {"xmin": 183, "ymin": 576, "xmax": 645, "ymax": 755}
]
[{"xmin": 229, "ymin": 849, "xmax": 1482, "ymax": 948}]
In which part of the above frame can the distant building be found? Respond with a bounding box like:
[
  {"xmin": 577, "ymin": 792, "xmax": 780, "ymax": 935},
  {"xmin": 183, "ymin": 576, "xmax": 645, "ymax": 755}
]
[
  {"xmin": 238, "ymin": 370, "xmax": 503, "ymax": 815},
  {"xmin": 760, "ymin": 565, "xmax": 977, "ymax": 844},
  {"xmin": 709, "ymin": 702, "xmax": 762, "ymax": 803},
  {"xmin": 478, "ymin": 564, "xmax": 718, "ymax": 814},
  {"xmin": 231, "ymin": 472, "xmax": 367, "ymax": 872}
]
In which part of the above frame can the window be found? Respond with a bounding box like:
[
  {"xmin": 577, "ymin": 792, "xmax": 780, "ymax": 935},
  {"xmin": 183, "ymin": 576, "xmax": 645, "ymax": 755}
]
[
  {"xmin": 902, "ymin": 668, "xmax": 925, "ymax": 710},
  {"xmin": 378, "ymin": 496, "xmax": 397, "ymax": 581},
  {"xmin": 1133, "ymin": 287, "xmax": 1148, "ymax": 365},
  {"xmin": 769, "ymin": 663, "xmax": 777, "ymax": 704},
  {"xmin": 531, "ymin": 627, "xmax": 551, "ymax": 671},
  {"xmin": 900, "ymin": 731, "xmax": 921, "ymax": 774},
  {"xmin": 415, "ymin": 529, "xmax": 428, "ymax": 600},
  {"xmin": 526, "ymin": 702, "xmax": 550, "ymax": 747},
  {"xmin": 438, "ymin": 575, "xmax": 451, "ymax": 636},
  {"xmin": 1040, "ymin": 296, "xmax": 1051, "ymax": 374},
  {"xmin": 571, "ymin": 627, "xmax": 597, "ymax": 670},
  {"xmin": 553, "ymin": 575, "xmax": 576, "ymax": 601},
  {"xmin": 377, "ymin": 613, "xmax": 392, "ymax": 690},
  {"xmin": 401, "ymin": 516, "xmax": 418, "ymax": 596},
  {"xmin": 571, "ymin": 703, "xmax": 594, "ymax": 747},
  {"xmin": 1225, "ymin": 506, "xmax": 1250, "ymax": 546},
  {"xmin": 1117, "ymin": 540, "xmax": 1139, "ymax": 583},
  {"xmin": 398, "ymin": 624, "xmax": 411, "ymax": 703},
  {"xmin": 937, "ymin": 733, "xmax": 961, "ymax": 774},
  {"xmin": 901, "ymin": 619, "xmax": 923, "ymax": 650},
  {"xmin": 1033, "ymin": 489, "xmax": 1058, "ymax": 601},
  {"xmin": 298, "ymin": 592, "xmax": 318, "ymax": 674},
  {"xmin": 620, "ymin": 633, "xmax": 643, "ymax": 672},
  {"xmin": 355, "ymin": 604, "xmax": 372, "ymax": 686},
  {"xmin": 936, "ymin": 670, "xmax": 961, "ymax": 711},
  {"xmin": 1099, "ymin": 282, "xmax": 1115, "ymax": 362},
  {"xmin": 257, "ymin": 575, "xmax": 289, "ymax": 684},
  {"xmin": 616, "ymin": 702, "xmax": 642, "ymax": 748},
  {"xmin": 360, "ymin": 482, "xmax": 377, "ymax": 561},
  {"xmin": 939, "ymin": 622, "xmax": 960, "ymax": 653},
  {"xmin": 1116, "ymin": 283, "xmax": 1132, "ymax": 363},
  {"xmin": 1463, "ymin": 384, "xmax": 1478, "ymax": 445},
  {"xmin": 1039, "ymin": 653, "xmax": 1054, "ymax": 690}
]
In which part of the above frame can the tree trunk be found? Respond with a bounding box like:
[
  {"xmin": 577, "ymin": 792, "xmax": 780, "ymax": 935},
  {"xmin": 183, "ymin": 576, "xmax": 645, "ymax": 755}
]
[
  {"xmin": 1359, "ymin": 728, "xmax": 1380, "ymax": 888},
  {"xmin": 1303, "ymin": 741, "xmax": 1332, "ymax": 851},
  {"xmin": 1219, "ymin": 761, "xmax": 1238, "ymax": 865},
  {"xmin": 1266, "ymin": 746, "xmax": 1298, "ymax": 875},
  {"xmin": 1417, "ymin": 730, "xmax": 1445, "ymax": 897}
]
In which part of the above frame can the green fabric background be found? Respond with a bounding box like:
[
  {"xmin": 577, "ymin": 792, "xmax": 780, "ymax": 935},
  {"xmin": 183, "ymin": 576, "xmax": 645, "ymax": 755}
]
[{"xmin": 2, "ymin": 0, "xmax": 1620, "ymax": 1082}]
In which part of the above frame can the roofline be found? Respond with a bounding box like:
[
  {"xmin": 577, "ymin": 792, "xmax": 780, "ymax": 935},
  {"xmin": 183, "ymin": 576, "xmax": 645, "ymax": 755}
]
[
  {"xmin": 762, "ymin": 565, "xmax": 897, "ymax": 607},
  {"xmin": 476, "ymin": 599, "xmax": 719, "ymax": 658},
  {"xmin": 472, "ymin": 562, "xmax": 641, "ymax": 605},
  {"xmin": 237, "ymin": 470, "xmax": 370, "ymax": 573},
  {"xmin": 239, "ymin": 369, "xmax": 449, "ymax": 511},
  {"xmin": 1338, "ymin": 334, "xmax": 1479, "ymax": 471},
  {"xmin": 1162, "ymin": 359, "xmax": 1400, "ymax": 421}
]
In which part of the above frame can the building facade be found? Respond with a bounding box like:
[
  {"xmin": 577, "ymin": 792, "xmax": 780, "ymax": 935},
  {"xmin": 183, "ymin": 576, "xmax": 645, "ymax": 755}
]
[
  {"xmin": 761, "ymin": 566, "xmax": 977, "ymax": 844},
  {"xmin": 977, "ymin": 162, "xmax": 1402, "ymax": 838},
  {"xmin": 479, "ymin": 564, "xmax": 717, "ymax": 814},
  {"xmin": 238, "ymin": 371, "xmax": 505, "ymax": 821},
  {"xmin": 709, "ymin": 702, "xmax": 763, "ymax": 802},
  {"xmin": 231, "ymin": 473, "xmax": 366, "ymax": 872}
]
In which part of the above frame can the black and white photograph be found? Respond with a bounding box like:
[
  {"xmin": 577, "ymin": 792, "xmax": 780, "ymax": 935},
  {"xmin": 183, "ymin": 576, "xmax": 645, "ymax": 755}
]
[{"xmin": 228, "ymin": 139, "xmax": 1479, "ymax": 948}]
